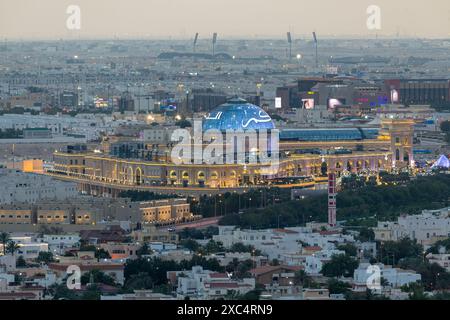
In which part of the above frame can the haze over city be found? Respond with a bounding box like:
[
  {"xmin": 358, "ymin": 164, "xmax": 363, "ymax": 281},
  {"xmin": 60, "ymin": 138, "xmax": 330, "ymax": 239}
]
[
  {"xmin": 1, "ymin": 0, "xmax": 450, "ymax": 40},
  {"xmin": 1, "ymin": 0, "xmax": 450, "ymax": 308}
]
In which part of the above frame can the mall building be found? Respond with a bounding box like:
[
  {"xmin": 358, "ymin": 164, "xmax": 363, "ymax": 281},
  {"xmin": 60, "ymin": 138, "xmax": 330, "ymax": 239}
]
[{"xmin": 50, "ymin": 98, "xmax": 415, "ymax": 193}]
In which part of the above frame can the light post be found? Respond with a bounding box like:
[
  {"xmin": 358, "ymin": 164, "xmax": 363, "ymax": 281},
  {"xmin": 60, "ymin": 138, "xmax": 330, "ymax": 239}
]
[{"xmin": 296, "ymin": 54, "xmax": 302, "ymax": 72}]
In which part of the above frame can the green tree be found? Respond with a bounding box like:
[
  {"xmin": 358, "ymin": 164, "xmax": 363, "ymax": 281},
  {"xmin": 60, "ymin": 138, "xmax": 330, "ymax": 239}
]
[
  {"xmin": 402, "ymin": 283, "xmax": 429, "ymax": 300},
  {"xmin": 81, "ymin": 284, "xmax": 102, "ymax": 300},
  {"xmin": 440, "ymin": 120, "xmax": 450, "ymax": 133},
  {"xmin": 0, "ymin": 232, "xmax": 10, "ymax": 255},
  {"xmin": 81, "ymin": 270, "xmax": 116, "ymax": 286},
  {"xmin": 6, "ymin": 241, "xmax": 20, "ymax": 256},
  {"xmin": 202, "ymin": 240, "xmax": 225, "ymax": 254},
  {"xmin": 294, "ymin": 270, "xmax": 316, "ymax": 288},
  {"xmin": 380, "ymin": 238, "xmax": 423, "ymax": 266},
  {"xmin": 136, "ymin": 243, "xmax": 151, "ymax": 257},
  {"xmin": 270, "ymin": 259, "xmax": 280, "ymax": 266},
  {"xmin": 427, "ymin": 238, "xmax": 450, "ymax": 254},
  {"xmin": 321, "ymin": 254, "xmax": 359, "ymax": 278},
  {"xmin": 229, "ymin": 243, "xmax": 261, "ymax": 255},
  {"xmin": 50, "ymin": 283, "xmax": 79, "ymax": 300},
  {"xmin": 180, "ymin": 239, "xmax": 200, "ymax": 252},
  {"xmin": 226, "ymin": 260, "xmax": 254, "ymax": 279},
  {"xmin": 95, "ymin": 248, "xmax": 111, "ymax": 260},
  {"xmin": 239, "ymin": 289, "xmax": 262, "ymax": 300},
  {"xmin": 357, "ymin": 228, "xmax": 375, "ymax": 242},
  {"xmin": 124, "ymin": 272, "xmax": 154, "ymax": 291},
  {"xmin": 327, "ymin": 278, "xmax": 352, "ymax": 294},
  {"xmin": 36, "ymin": 251, "xmax": 54, "ymax": 264},
  {"xmin": 16, "ymin": 255, "xmax": 27, "ymax": 267},
  {"xmin": 337, "ymin": 243, "xmax": 358, "ymax": 257}
]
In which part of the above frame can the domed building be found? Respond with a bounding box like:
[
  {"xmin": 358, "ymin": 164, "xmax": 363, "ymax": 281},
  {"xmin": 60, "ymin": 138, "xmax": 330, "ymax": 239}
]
[{"xmin": 202, "ymin": 98, "xmax": 275, "ymax": 132}]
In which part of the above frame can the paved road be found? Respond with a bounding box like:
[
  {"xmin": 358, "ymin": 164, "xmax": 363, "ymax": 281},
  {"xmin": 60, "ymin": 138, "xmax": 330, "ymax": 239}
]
[{"xmin": 158, "ymin": 217, "xmax": 220, "ymax": 230}]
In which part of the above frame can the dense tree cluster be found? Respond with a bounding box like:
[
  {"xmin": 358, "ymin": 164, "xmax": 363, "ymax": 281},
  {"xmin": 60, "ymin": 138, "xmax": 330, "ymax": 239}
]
[
  {"xmin": 220, "ymin": 175, "xmax": 450, "ymax": 229},
  {"xmin": 124, "ymin": 256, "xmax": 224, "ymax": 290}
]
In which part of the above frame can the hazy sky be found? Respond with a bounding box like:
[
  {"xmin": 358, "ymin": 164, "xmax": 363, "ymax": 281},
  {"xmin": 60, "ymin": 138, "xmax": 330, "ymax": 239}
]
[{"xmin": 0, "ymin": 0, "xmax": 449, "ymax": 40}]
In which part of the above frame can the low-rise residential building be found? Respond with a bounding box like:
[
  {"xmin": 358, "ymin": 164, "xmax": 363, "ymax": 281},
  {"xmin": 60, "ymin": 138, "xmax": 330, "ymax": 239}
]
[
  {"xmin": 43, "ymin": 234, "xmax": 80, "ymax": 255},
  {"xmin": 213, "ymin": 226, "xmax": 354, "ymax": 262},
  {"xmin": 302, "ymin": 288, "xmax": 331, "ymax": 300},
  {"xmin": 149, "ymin": 249, "xmax": 193, "ymax": 263},
  {"xmin": 49, "ymin": 251, "xmax": 125, "ymax": 285},
  {"xmin": 305, "ymin": 249, "xmax": 346, "ymax": 275},
  {"xmin": 426, "ymin": 253, "xmax": 450, "ymax": 272},
  {"xmin": 168, "ymin": 266, "xmax": 255, "ymax": 300},
  {"xmin": 206, "ymin": 252, "xmax": 269, "ymax": 268},
  {"xmin": 353, "ymin": 263, "xmax": 421, "ymax": 291},
  {"xmin": 374, "ymin": 207, "xmax": 450, "ymax": 245},
  {"xmin": 99, "ymin": 242, "xmax": 141, "ymax": 260},
  {"xmin": 10, "ymin": 236, "xmax": 48, "ymax": 259},
  {"xmin": 131, "ymin": 225, "xmax": 179, "ymax": 244}
]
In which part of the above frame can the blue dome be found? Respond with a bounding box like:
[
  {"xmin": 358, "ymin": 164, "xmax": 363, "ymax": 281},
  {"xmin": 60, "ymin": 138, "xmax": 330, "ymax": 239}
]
[{"xmin": 202, "ymin": 98, "xmax": 275, "ymax": 131}]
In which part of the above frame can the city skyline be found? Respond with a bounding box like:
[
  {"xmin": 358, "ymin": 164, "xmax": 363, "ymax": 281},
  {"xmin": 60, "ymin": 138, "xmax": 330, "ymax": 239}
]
[{"xmin": 0, "ymin": 0, "xmax": 450, "ymax": 40}]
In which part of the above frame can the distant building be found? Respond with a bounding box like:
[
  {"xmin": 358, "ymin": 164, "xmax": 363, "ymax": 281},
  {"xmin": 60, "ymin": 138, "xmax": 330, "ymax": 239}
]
[
  {"xmin": 385, "ymin": 79, "xmax": 450, "ymax": 105},
  {"xmin": 23, "ymin": 128, "xmax": 52, "ymax": 139},
  {"xmin": 374, "ymin": 207, "xmax": 450, "ymax": 245},
  {"xmin": 131, "ymin": 225, "xmax": 179, "ymax": 244},
  {"xmin": 0, "ymin": 169, "xmax": 78, "ymax": 205},
  {"xmin": 59, "ymin": 91, "xmax": 78, "ymax": 108},
  {"xmin": 191, "ymin": 89, "xmax": 227, "ymax": 112}
]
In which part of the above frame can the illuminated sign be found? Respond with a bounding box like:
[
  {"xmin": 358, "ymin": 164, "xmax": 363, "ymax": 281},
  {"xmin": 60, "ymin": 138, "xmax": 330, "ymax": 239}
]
[
  {"xmin": 327, "ymin": 98, "xmax": 345, "ymax": 109},
  {"xmin": 275, "ymin": 97, "xmax": 282, "ymax": 109},
  {"xmin": 302, "ymin": 99, "xmax": 315, "ymax": 109},
  {"xmin": 391, "ymin": 89, "xmax": 399, "ymax": 103},
  {"xmin": 94, "ymin": 97, "xmax": 108, "ymax": 108}
]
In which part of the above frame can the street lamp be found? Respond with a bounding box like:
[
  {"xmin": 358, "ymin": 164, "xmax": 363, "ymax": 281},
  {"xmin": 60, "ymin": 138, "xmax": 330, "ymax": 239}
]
[{"xmin": 296, "ymin": 54, "xmax": 302, "ymax": 71}]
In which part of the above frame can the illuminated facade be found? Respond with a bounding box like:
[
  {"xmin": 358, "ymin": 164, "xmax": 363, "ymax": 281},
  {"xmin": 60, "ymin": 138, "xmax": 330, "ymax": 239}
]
[{"xmin": 49, "ymin": 100, "xmax": 415, "ymax": 194}]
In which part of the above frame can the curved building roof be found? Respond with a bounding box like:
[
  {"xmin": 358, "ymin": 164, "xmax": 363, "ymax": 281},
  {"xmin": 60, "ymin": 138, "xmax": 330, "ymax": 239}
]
[
  {"xmin": 280, "ymin": 128, "xmax": 379, "ymax": 142},
  {"xmin": 202, "ymin": 98, "xmax": 275, "ymax": 131}
]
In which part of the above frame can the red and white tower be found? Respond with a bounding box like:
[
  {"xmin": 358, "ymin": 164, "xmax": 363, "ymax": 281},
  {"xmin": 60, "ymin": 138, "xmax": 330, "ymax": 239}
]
[{"xmin": 328, "ymin": 172, "xmax": 337, "ymax": 227}]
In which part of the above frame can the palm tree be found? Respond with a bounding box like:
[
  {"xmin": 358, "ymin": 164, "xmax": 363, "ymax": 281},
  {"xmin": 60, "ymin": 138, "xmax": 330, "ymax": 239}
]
[
  {"xmin": 0, "ymin": 232, "xmax": 10, "ymax": 255},
  {"xmin": 294, "ymin": 270, "xmax": 314, "ymax": 287},
  {"xmin": 6, "ymin": 240, "xmax": 20, "ymax": 256}
]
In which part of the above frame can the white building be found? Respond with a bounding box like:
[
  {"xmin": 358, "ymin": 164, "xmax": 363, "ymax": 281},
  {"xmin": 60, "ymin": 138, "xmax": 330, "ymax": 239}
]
[
  {"xmin": 42, "ymin": 234, "xmax": 80, "ymax": 255},
  {"xmin": 0, "ymin": 169, "xmax": 78, "ymax": 205},
  {"xmin": 375, "ymin": 207, "xmax": 450, "ymax": 245},
  {"xmin": 10, "ymin": 236, "xmax": 48, "ymax": 259},
  {"xmin": 0, "ymin": 113, "xmax": 114, "ymax": 141},
  {"xmin": 213, "ymin": 226, "xmax": 354, "ymax": 261},
  {"xmin": 304, "ymin": 249, "xmax": 345, "ymax": 275},
  {"xmin": 353, "ymin": 263, "xmax": 421, "ymax": 290},
  {"xmin": 426, "ymin": 253, "xmax": 450, "ymax": 272},
  {"xmin": 171, "ymin": 266, "xmax": 255, "ymax": 300},
  {"xmin": 0, "ymin": 255, "xmax": 16, "ymax": 271},
  {"xmin": 141, "ymin": 126, "xmax": 177, "ymax": 144},
  {"xmin": 0, "ymin": 268, "xmax": 15, "ymax": 288}
]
